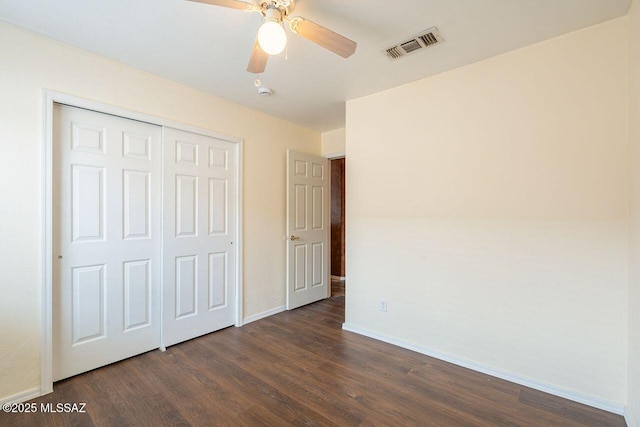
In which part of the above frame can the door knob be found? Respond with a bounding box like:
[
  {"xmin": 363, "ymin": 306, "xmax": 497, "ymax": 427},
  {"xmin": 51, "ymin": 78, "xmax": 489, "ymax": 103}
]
[{"xmin": 289, "ymin": 235, "xmax": 300, "ymax": 241}]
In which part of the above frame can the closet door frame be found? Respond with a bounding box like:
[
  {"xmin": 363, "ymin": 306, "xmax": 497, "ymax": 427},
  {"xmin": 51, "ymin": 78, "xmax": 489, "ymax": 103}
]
[{"xmin": 40, "ymin": 90, "xmax": 244, "ymax": 397}]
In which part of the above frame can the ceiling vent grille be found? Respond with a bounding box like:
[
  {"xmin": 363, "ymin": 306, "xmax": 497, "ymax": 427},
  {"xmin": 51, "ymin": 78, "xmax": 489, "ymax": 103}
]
[{"xmin": 383, "ymin": 27, "xmax": 444, "ymax": 60}]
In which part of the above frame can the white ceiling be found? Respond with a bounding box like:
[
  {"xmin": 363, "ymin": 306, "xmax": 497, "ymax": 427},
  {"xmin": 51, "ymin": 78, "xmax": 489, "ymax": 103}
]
[{"xmin": 0, "ymin": 0, "xmax": 632, "ymax": 132}]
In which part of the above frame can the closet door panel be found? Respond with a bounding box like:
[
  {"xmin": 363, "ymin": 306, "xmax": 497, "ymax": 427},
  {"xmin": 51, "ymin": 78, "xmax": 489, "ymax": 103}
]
[
  {"xmin": 53, "ymin": 104, "xmax": 162, "ymax": 381},
  {"xmin": 162, "ymin": 128, "xmax": 237, "ymax": 347}
]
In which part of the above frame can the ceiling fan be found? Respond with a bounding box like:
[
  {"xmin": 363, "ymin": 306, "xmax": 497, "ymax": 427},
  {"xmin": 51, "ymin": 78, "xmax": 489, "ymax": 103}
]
[{"xmin": 186, "ymin": 0, "xmax": 357, "ymax": 74}]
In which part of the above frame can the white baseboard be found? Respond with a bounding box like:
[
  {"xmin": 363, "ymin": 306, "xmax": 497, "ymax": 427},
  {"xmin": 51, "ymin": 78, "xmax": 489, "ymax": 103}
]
[
  {"xmin": 242, "ymin": 305, "xmax": 286, "ymax": 325},
  {"xmin": 342, "ymin": 323, "xmax": 625, "ymax": 416},
  {"xmin": 0, "ymin": 388, "xmax": 41, "ymax": 405},
  {"xmin": 626, "ymin": 406, "xmax": 637, "ymax": 427}
]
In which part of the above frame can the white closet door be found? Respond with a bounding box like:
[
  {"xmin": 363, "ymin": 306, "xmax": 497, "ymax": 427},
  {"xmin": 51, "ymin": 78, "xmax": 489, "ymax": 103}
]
[
  {"xmin": 162, "ymin": 128, "xmax": 237, "ymax": 347},
  {"xmin": 53, "ymin": 104, "xmax": 162, "ymax": 381}
]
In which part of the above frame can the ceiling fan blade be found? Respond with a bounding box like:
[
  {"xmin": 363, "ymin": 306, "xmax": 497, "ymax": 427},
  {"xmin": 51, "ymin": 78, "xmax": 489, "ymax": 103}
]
[
  {"xmin": 247, "ymin": 39, "xmax": 269, "ymax": 74},
  {"xmin": 185, "ymin": 0, "xmax": 256, "ymax": 12},
  {"xmin": 289, "ymin": 17, "xmax": 357, "ymax": 58}
]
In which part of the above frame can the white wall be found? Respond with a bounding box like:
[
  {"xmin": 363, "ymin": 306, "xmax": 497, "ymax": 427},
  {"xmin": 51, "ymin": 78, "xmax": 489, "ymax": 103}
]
[
  {"xmin": 628, "ymin": 0, "xmax": 640, "ymax": 423},
  {"xmin": 345, "ymin": 18, "xmax": 629, "ymax": 408},
  {"xmin": 321, "ymin": 127, "xmax": 345, "ymax": 157},
  {"xmin": 0, "ymin": 21, "xmax": 320, "ymax": 401}
]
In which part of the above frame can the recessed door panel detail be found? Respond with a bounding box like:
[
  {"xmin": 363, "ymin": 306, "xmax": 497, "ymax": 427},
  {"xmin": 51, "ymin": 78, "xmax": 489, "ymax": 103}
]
[
  {"xmin": 71, "ymin": 122, "xmax": 105, "ymax": 154},
  {"xmin": 176, "ymin": 141, "xmax": 198, "ymax": 165},
  {"xmin": 312, "ymin": 163, "xmax": 324, "ymax": 179},
  {"xmin": 72, "ymin": 265, "xmax": 106, "ymax": 345},
  {"xmin": 175, "ymin": 255, "xmax": 197, "ymax": 319},
  {"xmin": 312, "ymin": 243, "xmax": 324, "ymax": 287},
  {"xmin": 72, "ymin": 165, "xmax": 105, "ymax": 242},
  {"xmin": 209, "ymin": 178, "xmax": 227, "ymax": 235},
  {"xmin": 312, "ymin": 186, "xmax": 324, "ymax": 230},
  {"xmin": 123, "ymin": 260, "xmax": 151, "ymax": 331},
  {"xmin": 295, "ymin": 160, "xmax": 307, "ymax": 177},
  {"xmin": 123, "ymin": 132, "xmax": 151, "ymax": 160},
  {"xmin": 294, "ymin": 245, "xmax": 307, "ymax": 292},
  {"xmin": 209, "ymin": 147, "xmax": 228, "ymax": 170},
  {"xmin": 176, "ymin": 175, "xmax": 198, "ymax": 237},
  {"xmin": 208, "ymin": 252, "xmax": 227, "ymax": 310},
  {"xmin": 295, "ymin": 184, "xmax": 307, "ymax": 231},
  {"xmin": 123, "ymin": 170, "xmax": 150, "ymax": 240}
]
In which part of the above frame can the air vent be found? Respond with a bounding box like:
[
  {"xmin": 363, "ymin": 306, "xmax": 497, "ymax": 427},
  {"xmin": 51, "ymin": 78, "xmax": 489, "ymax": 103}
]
[
  {"xmin": 400, "ymin": 39, "xmax": 422, "ymax": 54},
  {"xmin": 419, "ymin": 32, "xmax": 439, "ymax": 47},
  {"xmin": 385, "ymin": 46, "xmax": 404, "ymax": 59},
  {"xmin": 383, "ymin": 27, "xmax": 444, "ymax": 60}
]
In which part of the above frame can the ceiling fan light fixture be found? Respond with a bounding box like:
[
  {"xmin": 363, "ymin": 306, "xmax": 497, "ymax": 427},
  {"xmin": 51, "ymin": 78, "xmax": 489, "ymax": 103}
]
[
  {"xmin": 189, "ymin": 0, "xmax": 357, "ymax": 73},
  {"xmin": 258, "ymin": 8, "xmax": 287, "ymax": 55}
]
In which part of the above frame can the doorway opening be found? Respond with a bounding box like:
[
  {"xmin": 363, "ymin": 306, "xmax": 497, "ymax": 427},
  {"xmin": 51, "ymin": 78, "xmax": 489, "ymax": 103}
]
[{"xmin": 330, "ymin": 157, "xmax": 345, "ymax": 297}]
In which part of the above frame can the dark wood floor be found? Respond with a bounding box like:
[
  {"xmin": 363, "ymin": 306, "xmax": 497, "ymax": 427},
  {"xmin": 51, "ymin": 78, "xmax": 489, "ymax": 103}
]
[
  {"xmin": 331, "ymin": 277, "xmax": 345, "ymax": 297},
  {"xmin": 1, "ymin": 281, "xmax": 625, "ymax": 426}
]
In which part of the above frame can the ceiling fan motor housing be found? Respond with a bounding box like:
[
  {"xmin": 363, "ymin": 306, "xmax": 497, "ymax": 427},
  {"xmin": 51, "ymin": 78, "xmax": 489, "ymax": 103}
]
[{"xmin": 257, "ymin": 0, "xmax": 295, "ymax": 16}]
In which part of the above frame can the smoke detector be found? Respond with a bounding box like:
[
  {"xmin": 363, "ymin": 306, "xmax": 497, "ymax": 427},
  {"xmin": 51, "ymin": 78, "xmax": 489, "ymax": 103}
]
[{"xmin": 258, "ymin": 87, "xmax": 273, "ymax": 96}]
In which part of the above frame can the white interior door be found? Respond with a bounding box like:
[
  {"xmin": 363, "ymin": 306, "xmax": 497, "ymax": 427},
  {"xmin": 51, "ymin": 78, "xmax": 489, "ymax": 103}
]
[
  {"xmin": 53, "ymin": 104, "xmax": 162, "ymax": 381},
  {"xmin": 162, "ymin": 128, "xmax": 237, "ymax": 347},
  {"xmin": 286, "ymin": 150, "xmax": 330, "ymax": 309}
]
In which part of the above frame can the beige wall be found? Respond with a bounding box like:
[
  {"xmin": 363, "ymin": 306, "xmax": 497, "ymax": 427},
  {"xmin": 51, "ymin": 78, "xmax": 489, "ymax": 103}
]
[
  {"xmin": 0, "ymin": 22, "xmax": 320, "ymax": 401},
  {"xmin": 628, "ymin": 0, "xmax": 640, "ymax": 423},
  {"xmin": 345, "ymin": 18, "xmax": 629, "ymax": 407},
  {"xmin": 321, "ymin": 127, "xmax": 346, "ymax": 157}
]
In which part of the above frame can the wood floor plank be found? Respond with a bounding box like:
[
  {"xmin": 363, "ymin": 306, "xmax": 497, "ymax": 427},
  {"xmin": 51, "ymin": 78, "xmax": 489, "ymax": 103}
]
[{"xmin": 0, "ymin": 292, "xmax": 626, "ymax": 427}]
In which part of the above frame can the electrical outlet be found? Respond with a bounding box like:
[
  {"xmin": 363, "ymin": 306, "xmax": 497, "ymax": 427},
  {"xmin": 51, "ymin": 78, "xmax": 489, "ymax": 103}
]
[{"xmin": 379, "ymin": 299, "xmax": 387, "ymax": 312}]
